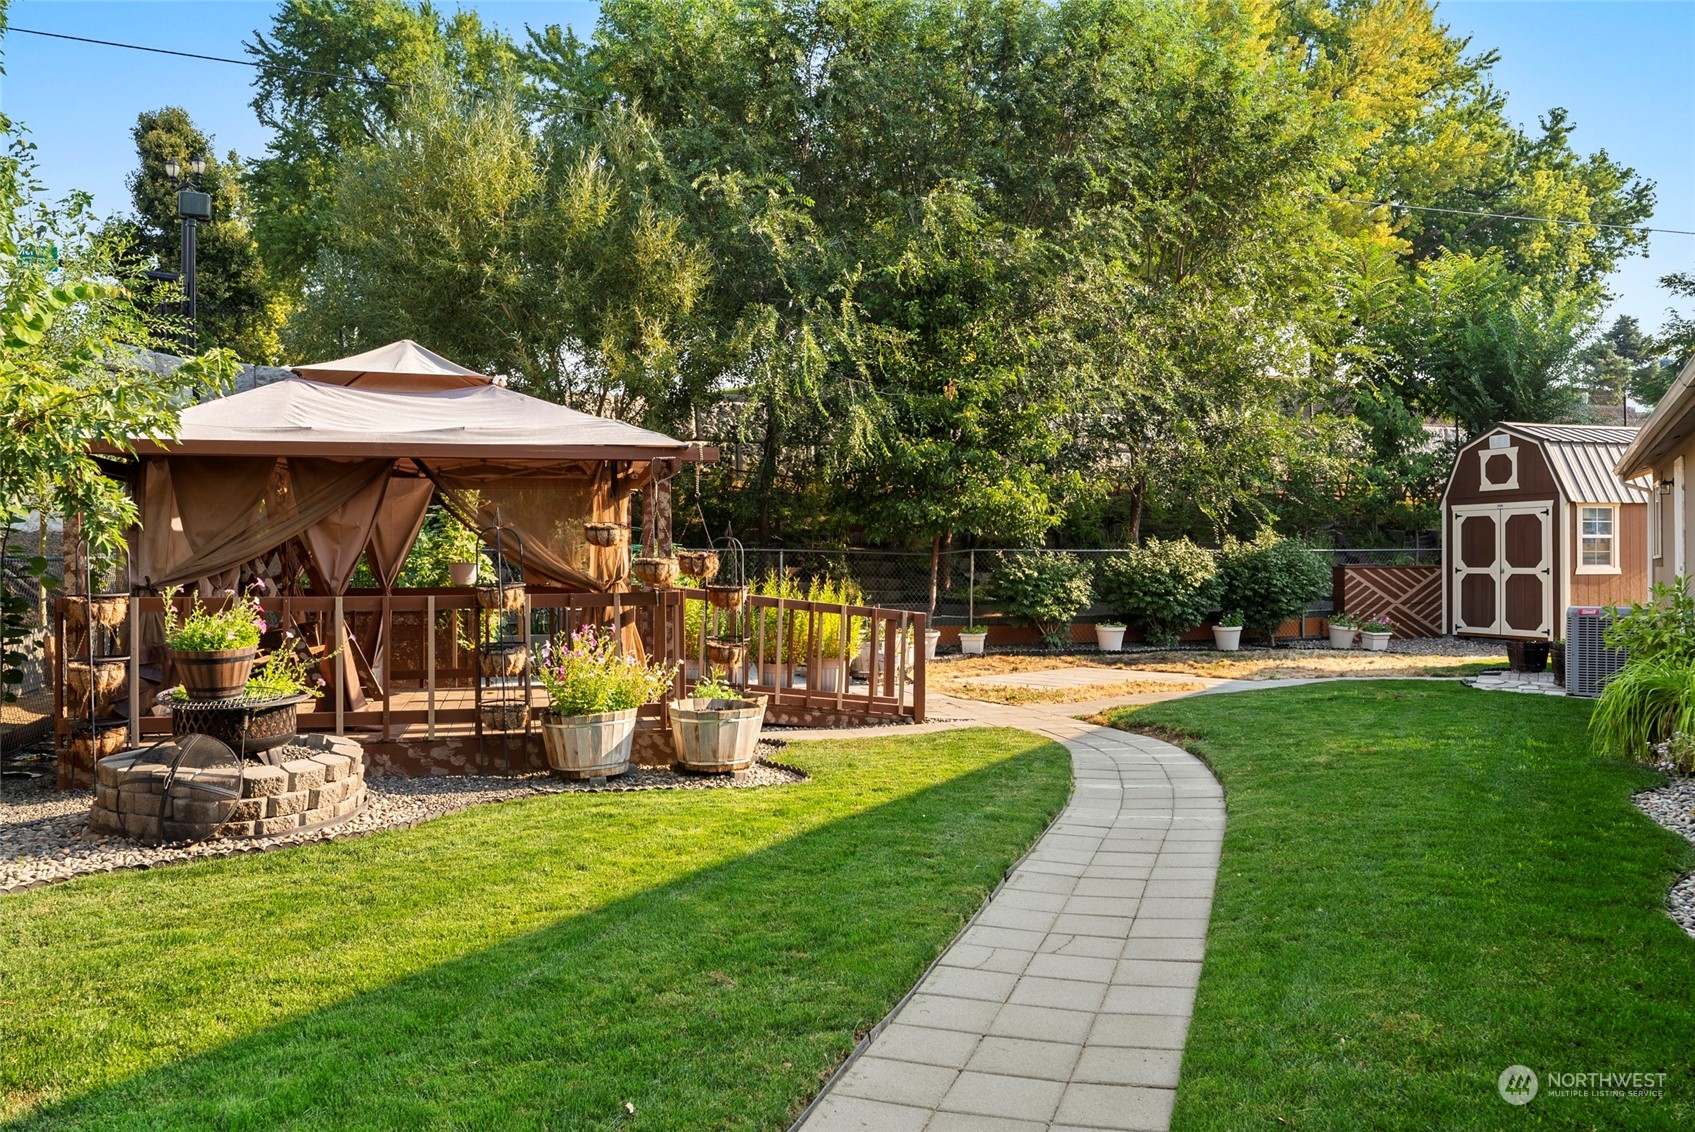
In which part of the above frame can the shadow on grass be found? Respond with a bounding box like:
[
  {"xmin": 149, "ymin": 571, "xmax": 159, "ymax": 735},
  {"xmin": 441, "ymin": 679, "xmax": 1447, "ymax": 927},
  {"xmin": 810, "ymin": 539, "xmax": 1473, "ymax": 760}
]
[{"xmin": 2, "ymin": 731, "xmax": 1070, "ymax": 1131}]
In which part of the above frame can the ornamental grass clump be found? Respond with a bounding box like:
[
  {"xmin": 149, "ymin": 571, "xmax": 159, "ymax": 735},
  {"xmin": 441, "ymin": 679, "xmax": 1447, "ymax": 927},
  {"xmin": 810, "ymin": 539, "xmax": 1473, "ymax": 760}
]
[
  {"xmin": 536, "ymin": 624, "xmax": 676, "ymax": 718},
  {"xmin": 161, "ymin": 585, "xmax": 265, "ymax": 652},
  {"xmin": 1093, "ymin": 538, "xmax": 1221, "ymax": 648}
]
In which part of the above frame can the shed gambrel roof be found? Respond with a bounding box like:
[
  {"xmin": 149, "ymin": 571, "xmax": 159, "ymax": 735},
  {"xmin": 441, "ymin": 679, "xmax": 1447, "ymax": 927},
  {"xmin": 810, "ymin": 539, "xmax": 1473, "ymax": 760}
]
[{"xmin": 1494, "ymin": 423, "xmax": 1649, "ymax": 505}]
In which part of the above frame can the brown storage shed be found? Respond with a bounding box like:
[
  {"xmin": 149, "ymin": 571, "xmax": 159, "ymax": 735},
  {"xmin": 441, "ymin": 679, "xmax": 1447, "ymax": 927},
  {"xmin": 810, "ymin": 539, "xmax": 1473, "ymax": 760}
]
[{"xmin": 1441, "ymin": 423, "xmax": 1648, "ymax": 640}]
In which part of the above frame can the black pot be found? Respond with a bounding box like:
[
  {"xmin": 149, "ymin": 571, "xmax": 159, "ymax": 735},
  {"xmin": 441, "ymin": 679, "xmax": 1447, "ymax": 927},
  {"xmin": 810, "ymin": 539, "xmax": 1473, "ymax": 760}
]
[
  {"xmin": 1552, "ymin": 643, "xmax": 1566, "ymax": 687},
  {"xmin": 1505, "ymin": 640, "xmax": 1551, "ymax": 674}
]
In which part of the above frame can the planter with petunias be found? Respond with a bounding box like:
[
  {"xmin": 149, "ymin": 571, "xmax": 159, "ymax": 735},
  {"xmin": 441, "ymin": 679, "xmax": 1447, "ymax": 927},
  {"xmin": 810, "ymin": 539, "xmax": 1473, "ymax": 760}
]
[{"xmin": 535, "ymin": 625, "xmax": 677, "ymax": 780}]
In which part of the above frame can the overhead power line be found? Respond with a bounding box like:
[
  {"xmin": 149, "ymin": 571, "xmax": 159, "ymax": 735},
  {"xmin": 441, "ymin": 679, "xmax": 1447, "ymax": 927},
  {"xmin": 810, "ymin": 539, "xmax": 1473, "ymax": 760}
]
[
  {"xmin": 4, "ymin": 25, "xmax": 410, "ymax": 88},
  {"xmin": 1324, "ymin": 195, "xmax": 1695, "ymax": 239}
]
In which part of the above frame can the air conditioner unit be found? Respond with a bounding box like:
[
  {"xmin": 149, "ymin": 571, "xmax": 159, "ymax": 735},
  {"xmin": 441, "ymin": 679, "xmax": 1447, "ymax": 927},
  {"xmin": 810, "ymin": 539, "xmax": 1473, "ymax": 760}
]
[{"xmin": 1566, "ymin": 607, "xmax": 1628, "ymax": 698}]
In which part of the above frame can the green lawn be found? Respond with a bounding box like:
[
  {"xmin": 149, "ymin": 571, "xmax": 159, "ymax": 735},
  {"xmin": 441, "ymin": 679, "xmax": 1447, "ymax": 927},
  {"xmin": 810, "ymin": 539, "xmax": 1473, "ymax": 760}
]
[
  {"xmin": 1103, "ymin": 683, "xmax": 1695, "ymax": 1130},
  {"xmin": 0, "ymin": 727, "xmax": 1070, "ymax": 1131}
]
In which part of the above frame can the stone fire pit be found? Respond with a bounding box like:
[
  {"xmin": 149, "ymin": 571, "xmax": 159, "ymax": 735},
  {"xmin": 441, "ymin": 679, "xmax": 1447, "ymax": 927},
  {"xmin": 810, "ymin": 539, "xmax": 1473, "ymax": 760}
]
[{"xmin": 89, "ymin": 734, "xmax": 368, "ymax": 843}]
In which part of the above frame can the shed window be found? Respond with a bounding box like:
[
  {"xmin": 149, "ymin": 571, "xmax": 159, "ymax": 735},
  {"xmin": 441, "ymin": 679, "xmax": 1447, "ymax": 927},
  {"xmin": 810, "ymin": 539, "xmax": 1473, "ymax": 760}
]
[{"xmin": 1579, "ymin": 505, "xmax": 1617, "ymax": 571}]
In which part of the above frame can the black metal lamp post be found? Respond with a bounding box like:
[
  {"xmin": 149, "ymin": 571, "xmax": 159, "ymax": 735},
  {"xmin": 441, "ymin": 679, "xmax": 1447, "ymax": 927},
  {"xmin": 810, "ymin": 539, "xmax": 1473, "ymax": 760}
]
[{"xmin": 162, "ymin": 155, "xmax": 212, "ymax": 352}]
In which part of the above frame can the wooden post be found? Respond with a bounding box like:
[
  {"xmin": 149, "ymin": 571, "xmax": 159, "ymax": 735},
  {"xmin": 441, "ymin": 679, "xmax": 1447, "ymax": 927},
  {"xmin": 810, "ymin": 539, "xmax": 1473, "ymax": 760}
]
[
  {"xmin": 333, "ymin": 595, "xmax": 345, "ymax": 735},
  {"xmin": 127, "ymin": 601, "xmax": 140, "ymax": 745},
  {"xmin": 426, "ymin": 594, "xmax": 437, "ymax": 739},
  {"xmin": 837, "ymin": 602, "xmax": 848, "ymax": 710},
  {"xmin": 912, "ymin": 611, "xmax": 927, "ymax": 723},
  {"xmin": 380, "ymin": 592, "xmax": 393, "ymax": 740}
]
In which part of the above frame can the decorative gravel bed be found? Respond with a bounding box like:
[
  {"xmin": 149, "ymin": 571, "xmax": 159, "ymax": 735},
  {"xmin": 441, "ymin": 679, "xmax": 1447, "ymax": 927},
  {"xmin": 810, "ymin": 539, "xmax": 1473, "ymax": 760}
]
[
  {"xmin": 0, "ymin": 741, "xmax": 805, "ymax": 894},
  {"xmin": 1633, "ymin": 767, "xmax": 1695, "ymax": 938},
  {"xmin": 931, "ymin": 635, "xmax": 1502, "ymax": 660}
]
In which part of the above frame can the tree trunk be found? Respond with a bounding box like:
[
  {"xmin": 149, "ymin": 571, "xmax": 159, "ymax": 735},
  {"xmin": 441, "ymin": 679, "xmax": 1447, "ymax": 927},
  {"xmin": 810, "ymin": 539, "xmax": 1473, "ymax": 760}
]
[
  {"xmin": 928, "ymin": 534, "xmax": 943, "ymax": 619},
  {"xmin": 1126, "ymin": 475, "xmax": 1148, "ymax": 545}
]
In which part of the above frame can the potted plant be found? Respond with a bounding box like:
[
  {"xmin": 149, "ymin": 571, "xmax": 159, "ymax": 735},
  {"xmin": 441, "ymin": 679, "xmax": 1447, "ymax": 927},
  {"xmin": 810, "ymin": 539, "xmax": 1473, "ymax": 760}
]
[
  {"xmin": 989, "ymin": 551, "xmax": 1092, "ymax": 649},
  {"xmin": 1328, "ymin": 613, "xmax": 1358, "ymax": 649},
  {"xmin": 670, "ymin": 671, "xmax": 766, "ymax": 774},
  {"xmin": 1093, "ymin": 538, "xmax": 1221, "ymax": 649},
  {"xmin": 1360, "ymin": 618, "xmax": 1394, "ymax": 651},
  {"xmin": 1212, "ymin": 611, "xmax": 1243, "ymax": 652},
  {"xmin": 1095, "ymin": 621, "xmax": 1127, "ymax": 652},
  {"xmin": 958, "ymin": 625, "xmax": 989, "ymax": 655},
  {"xmin": 535, "ymin": 624, "xmax": 676, "ymax": 779},
  {"xmin": 161, "ymin": 585, "xmax": 266, "ymax": 700}
]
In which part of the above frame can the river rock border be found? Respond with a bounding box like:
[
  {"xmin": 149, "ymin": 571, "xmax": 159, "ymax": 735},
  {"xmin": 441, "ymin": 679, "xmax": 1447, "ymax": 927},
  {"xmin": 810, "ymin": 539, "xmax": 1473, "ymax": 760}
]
[
  {"xmin": 1633, "ymin": 769, "xmax": 1695, "ymax": 937},
  {"xmin": 88, "ymin": 734, "xmax": 368, "ymax": 844}
]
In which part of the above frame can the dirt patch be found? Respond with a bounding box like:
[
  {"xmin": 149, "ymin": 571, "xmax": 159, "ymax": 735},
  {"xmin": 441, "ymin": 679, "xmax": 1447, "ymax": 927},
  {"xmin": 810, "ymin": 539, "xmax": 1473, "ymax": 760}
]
[{"xmin": 949, "ymin": 677, "xmax": 1209, "ymax": 706}]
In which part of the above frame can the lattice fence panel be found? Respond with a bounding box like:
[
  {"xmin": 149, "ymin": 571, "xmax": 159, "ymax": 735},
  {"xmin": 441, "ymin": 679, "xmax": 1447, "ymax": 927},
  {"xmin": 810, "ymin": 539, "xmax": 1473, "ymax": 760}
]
[{"xmin": 1334, "ymin": 566, "xmax": 1443, "ymax": 639}]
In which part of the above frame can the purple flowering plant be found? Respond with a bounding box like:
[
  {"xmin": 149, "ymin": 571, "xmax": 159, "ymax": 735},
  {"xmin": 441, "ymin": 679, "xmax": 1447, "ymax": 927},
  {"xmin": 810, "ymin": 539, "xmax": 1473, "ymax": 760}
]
[
  {"xmin": 160, "ymin": 583, "xmax": 268, "ymax": 652},
  {"xmin": 536, "ymin": 623, "xmax": 677, "ymax": 717}
]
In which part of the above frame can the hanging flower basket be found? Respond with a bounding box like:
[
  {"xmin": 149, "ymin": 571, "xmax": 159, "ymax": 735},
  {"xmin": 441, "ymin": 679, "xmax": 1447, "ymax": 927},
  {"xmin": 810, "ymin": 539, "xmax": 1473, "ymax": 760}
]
[
  {"xmin": 705, "ymin": 636, "xmax": 747, "ymax": 667},
  {"xmin": 66, "ymin": 656, "xmax": 129, "ymax": 715},
  {"xmin": 480, "ymin": 642, "xmax": 530, "ymax": 678},
  {"xmin": 669, "ymin": 696, "xmax": 765, "ymax": 773},
  {"xmin": 65, "ymin": 593, "xmax": 130, "ymax": 633},
  {"xmin": 476, "ymin": 582, "xmax": 526, "ymax": 613},
  {"xmin": 540, "ymin": 707, "xmax": 637, "ymax": 778},
  {"xmin": 705, "ymin": 584, "xmax": 749, "ymax": 611},
  {"xmin": 480, "ymin": 700, "xmax": 530, "ymax": 731},
  {"xmin": 583, "ymin": 522, "xmax": 627, "ymax": 548},
  {"xmin": 631, "ymin": 556, "xmax": 680, "ymax": 588},
  {"xmin": 70, "ymin": 719, "xmax": 130, "ymax": 763},
  {"xmin": 677, "ymin": 550, "xmax": 720, "ymax": 582}
]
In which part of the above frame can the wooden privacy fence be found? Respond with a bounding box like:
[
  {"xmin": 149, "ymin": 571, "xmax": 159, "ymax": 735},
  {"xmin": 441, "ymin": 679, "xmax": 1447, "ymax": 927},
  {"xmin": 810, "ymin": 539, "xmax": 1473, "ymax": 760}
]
[
  {"xmin": 1331, "ymin": 565, "xmax": 1442, "ymax": 639},
  {"xmin": 54, "ymin": 587, "xmax": 925, "ymax": 767}
]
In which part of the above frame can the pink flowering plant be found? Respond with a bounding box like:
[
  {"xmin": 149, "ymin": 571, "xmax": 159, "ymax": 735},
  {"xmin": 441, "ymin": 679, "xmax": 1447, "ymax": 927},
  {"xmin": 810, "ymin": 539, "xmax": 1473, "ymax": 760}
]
[
  {"xmin": 160, "ymin": 584, "xmax": 267, "ymax": 651},
  {"xmin": 536, "ymin": 624, "xmax": 676, "ymax": 717}
]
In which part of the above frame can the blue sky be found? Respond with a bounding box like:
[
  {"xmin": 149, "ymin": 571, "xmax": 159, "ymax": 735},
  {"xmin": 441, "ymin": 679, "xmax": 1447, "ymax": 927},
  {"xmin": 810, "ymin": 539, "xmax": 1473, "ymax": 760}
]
[{"xmin": 1, "ymin": 1, "xmax": 1691, "ymax": 333}]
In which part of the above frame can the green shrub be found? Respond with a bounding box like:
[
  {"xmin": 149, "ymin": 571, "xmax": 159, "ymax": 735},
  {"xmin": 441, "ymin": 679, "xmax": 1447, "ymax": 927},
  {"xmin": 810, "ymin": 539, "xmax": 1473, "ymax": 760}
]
[
  {"xmin": 990, "ymin": 552, "xmax": 1092, "ymax": 648},
  {"xmin": 1603, "ymin": 578, "xmax": 1695, "ymax": 663},
  {"xmin": 1590, "ymin": 658, "xmax": 1695, "ymax": 768},
  {"xmin": 1218, "ymin": 530, "xmax": 1331, "ymax": 644},
  {"xmin": 1093, "ymin": 538, "xmax": 1221, "ymax": 648}
]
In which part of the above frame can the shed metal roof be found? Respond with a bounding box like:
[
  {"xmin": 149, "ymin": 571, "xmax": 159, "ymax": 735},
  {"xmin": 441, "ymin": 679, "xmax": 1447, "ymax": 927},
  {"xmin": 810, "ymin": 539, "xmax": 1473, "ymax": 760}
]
[{"xmin": 1494, "ymin": 423, "xmax": 1649, "ymax": 505}]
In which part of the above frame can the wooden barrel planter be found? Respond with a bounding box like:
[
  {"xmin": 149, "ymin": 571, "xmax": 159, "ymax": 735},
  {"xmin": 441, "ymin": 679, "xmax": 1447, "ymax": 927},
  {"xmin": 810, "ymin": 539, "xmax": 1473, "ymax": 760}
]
[
  {"xmin": 540, "ymin": 707, "xmax": 638, "ymax": 778},
  {"xmin": 669, "ymin": 697, "xmax": 765, "ymax": 773},
  {"xmin": 170, "ymin": 647, "xmax": 257, "ymax": 700},
  {"xmin": 476, "ymin": 582, "xmax": 526, "ymax": 613},
  {"xmin": 479, "ymin": 642, "xmax": 529, "ymax": 678},
  {"xmin": 66, "ymin": 656, "xmax": 129, "ymax": 715},
  {"xmin": 631, "ymin": 556, "xmax": 679, "ymax": 589},
  {"xmin": 677, "ymin": 550, "xmax": 720, "ymax": 582}
]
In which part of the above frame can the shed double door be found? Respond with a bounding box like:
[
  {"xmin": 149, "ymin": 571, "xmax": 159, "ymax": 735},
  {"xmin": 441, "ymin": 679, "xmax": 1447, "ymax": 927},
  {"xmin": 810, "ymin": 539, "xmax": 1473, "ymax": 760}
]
[{"xmin": 1451, "ymin": 503, "xmax": 1554, "ymax": 637}]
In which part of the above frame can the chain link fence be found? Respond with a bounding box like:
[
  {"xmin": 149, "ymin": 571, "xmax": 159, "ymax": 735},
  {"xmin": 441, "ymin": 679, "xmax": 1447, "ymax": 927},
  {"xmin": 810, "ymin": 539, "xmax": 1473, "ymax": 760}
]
[{"xmin": 700, "ymin": 546, "xmax": 1439, "ymax": 624}]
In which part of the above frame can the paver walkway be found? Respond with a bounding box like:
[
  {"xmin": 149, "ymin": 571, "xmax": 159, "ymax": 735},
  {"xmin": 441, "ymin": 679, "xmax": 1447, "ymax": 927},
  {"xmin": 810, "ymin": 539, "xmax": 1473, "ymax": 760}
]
[{"xmin": 792, "ymin": 696, "xmax": 1225, "ymax": 1132}]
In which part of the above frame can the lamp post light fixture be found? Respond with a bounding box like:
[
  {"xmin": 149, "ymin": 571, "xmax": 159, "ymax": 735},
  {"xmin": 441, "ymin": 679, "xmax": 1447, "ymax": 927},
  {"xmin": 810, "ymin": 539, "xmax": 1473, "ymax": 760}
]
[{"xmin": 162, "ymin": 154, "xmax": 213, "ymax": 351}]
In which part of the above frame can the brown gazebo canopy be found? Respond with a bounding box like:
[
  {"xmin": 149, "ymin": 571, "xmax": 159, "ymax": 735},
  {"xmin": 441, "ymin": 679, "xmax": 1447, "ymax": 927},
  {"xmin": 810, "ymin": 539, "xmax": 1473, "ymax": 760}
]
[{"xmin": 110, "ymin": 341, "xmax": 712, "ymax": 598}]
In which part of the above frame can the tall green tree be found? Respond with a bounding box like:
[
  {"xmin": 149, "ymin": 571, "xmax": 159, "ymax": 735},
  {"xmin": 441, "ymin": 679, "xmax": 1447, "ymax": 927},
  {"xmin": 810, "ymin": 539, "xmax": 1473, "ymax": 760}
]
[{"xmin": 117, "ymin": 107, "xmax": 283, "ymax": 361}]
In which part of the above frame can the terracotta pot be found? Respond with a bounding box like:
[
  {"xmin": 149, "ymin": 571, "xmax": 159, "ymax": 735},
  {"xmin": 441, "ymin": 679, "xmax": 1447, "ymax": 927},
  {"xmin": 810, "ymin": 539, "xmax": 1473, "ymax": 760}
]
[
  {"xmin": 677, "ymin": 550, "xmax": 720, "ymax": 582},
  {"xmin": 631, "ymin": 557, "xmax": 679, "ymax": 588},
  {"xmin": 583, "ymin": 522, "xmax": 626, "ymax": 548},
  {"xmin": 670, "ymin": 697, "xmax": 764, "ymax": 773},
  {"xmin": 476, "ymin": 582, "xmax": 526, "ymax": 613},
  {"xmin": 448, "ymin": 561, "xmax": 477, "ymax": 586},
  {"xmin": 541, "ymin": 707, "xmax": 638, "ymax": 778},
  {"xmin": 170, "ymin": 647, "xmax": 257, "ymax": 701}
]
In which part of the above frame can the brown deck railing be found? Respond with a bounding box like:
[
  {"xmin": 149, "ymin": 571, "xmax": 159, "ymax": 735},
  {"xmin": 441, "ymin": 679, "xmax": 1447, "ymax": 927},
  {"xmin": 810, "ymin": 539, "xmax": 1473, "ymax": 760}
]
[{"xmin": 54, "ymin": 587, "xmax": 926, "ymax": 760}]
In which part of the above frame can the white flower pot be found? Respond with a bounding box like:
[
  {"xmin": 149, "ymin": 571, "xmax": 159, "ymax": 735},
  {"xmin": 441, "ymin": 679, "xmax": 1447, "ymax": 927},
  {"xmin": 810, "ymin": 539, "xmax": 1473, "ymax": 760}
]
[
  {"xmin": 540, "ymin": 707, "xmax": 638, "ymax": 779},
  {"xmin": 1361, "ymin": 631, "xmax": 1391, "ymax": 652},
  {"xmin": 924, "ymin": 628, "xmax": 942, "ymax": 660},
  {"xmin": 1096, "ymin": 625, "xmax": 1127, "ymax": 652},
  {"xmin": 959, "ymin": 632, "xmax": 988, "ymax": 655},
  {"xmin": 448, "ymin": 561, "xmax": 477, "ymax": 586},
  {"xmin": 1212, "ymin": 626, "xmax": 1242, "ymax": 652},
  {"xmin": 1329, "ymin": 625, "xmax": 1357, "ymax": 649},
  {"xmin": 811, "ymin": 657, "xmax": 847, "ymax": 692}
]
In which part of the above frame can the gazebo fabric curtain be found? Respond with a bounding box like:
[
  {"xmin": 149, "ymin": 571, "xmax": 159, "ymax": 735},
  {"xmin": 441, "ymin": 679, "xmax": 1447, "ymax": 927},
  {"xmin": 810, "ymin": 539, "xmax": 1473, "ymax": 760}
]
[
  {"xmin": 419, "ymin": 462, "xmax": 628, "ymax": 593},
  {"xmin": 133, "ymin": 457, "xmax": 394, "ymax": 592},
  {"xmin": 365, "ymin": 477, "xmax": 434, "ymax": 589}
]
